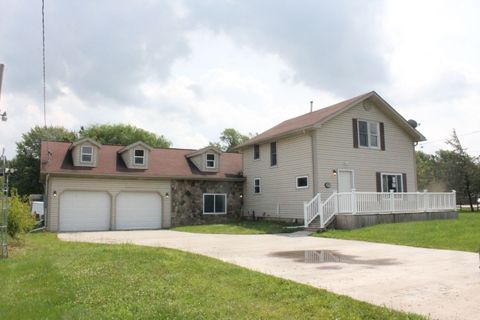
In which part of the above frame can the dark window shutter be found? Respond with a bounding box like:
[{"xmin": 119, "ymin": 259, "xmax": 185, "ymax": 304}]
[
  {"xmin": 380, "ymin": 122, "xmax": 385, "ymax": 151},
  {"xmin": 352, "ymin": 119, "xmax": 358, "ymax": 148},
  {"xmin": 402, "ymin": 173, "xmax": 407, "ymax": 192},
  {"xmin": 376, "ymin": 172, "xmax": 382, "ymax": 192}
]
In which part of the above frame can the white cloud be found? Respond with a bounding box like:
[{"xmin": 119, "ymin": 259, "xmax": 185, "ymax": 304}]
[{"xmin": 1, "ymin": 0, "xmax": 479, "ymax": 160}]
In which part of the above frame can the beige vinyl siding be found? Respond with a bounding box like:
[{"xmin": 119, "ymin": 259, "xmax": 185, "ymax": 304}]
[
  {"xmin": 47, "ymin": 176, "xmax": 171, "ymax": 231},
  {"xmin": 243, "ymin": 133, "xmax": 314, "ymax": 219},
  {"xmin": 72, "ymin": 143, "xmax": 98, "ymax": 167},
  {"xmin": 314, "ymin": 100, "xmax": 416, "ymax": 197}
]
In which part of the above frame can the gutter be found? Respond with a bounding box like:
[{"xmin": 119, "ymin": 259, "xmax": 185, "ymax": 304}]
[{"xmin": 41, "ymin": 171, "xmax": 246, "ymax": 182}]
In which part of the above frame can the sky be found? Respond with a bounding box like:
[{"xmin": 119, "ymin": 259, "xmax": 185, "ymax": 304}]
[{"xmin": 0, "ymin": 0, "xmax": 479, "ymax": 158}]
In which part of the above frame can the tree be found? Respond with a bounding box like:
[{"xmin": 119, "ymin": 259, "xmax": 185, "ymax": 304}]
[
  {"xmin": 210, "ymin": 128, "xmax": 251, "ymax": 152},
  {"xmin": 445, "ymin": 130, "xmax": 478, "ymax": 211},
  {"xmin": 79, "ymin": 124, "xmax": 171, "ymax": 148},
  {"xmin": 10, "ymin": 126, "xmax": 77, "ymax": 196},
  {"xmin": 416, "ymin": 151, "xmax": 438, "ymax": 191}
]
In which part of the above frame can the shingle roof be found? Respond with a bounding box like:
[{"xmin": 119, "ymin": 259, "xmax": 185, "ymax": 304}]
[
  {"xmin": 40, "ymin": 141, "xmax": 243, "ymax": 180},
  {"xmin": 236, "ymin": 92, "xmax": 373, "ymax": 148}
]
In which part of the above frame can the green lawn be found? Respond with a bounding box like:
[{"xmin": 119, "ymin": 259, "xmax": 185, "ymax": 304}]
[
  {"xmin": 171, "ymin": 220, "xmax": 303, "ymax": 234},
  {"xmin": 0, "ymin": 234, "xmax": 424, "ymax": 320},
  {"xmin": 315, "ymin": 211, "xmax": 480, "ymax": 252}
]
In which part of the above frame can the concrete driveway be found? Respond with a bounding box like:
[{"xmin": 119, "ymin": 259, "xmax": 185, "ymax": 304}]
[{"xmin": 59, "ymin": 231, "xmax": 479, "ymax": 320}]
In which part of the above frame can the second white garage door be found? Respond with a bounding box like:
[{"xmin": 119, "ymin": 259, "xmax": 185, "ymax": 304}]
[{"xmin": 116, "ymin": 192, "xmax": 162, "ymax": 230}]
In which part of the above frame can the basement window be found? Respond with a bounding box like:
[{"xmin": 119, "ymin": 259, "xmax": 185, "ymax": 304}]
[{"xmin": 203, "ymin": 193, "xmax": 227, "ymax": 214}]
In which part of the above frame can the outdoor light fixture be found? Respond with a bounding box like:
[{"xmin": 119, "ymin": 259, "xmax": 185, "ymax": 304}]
[
  {"xmin": 53, "ymin": 191, "xmax": 57, "ymax": 198},
  {"xmin": 0, "ymin": 112, "xmax": 6, "ymax": 122},
  {"xmin": 165, "ymin": 192, "xmax": 169, "ymax": 199},
  {"xmin": 332, "ymin": 169, "xmax": 337, "ymax": 176},
  {"xmin": 239, "ymin": 194, "xmax": 243, "ymax": 198}
]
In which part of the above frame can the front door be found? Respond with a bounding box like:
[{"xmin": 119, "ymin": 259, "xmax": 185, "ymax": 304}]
[{"xmin": 337, "ymin": 170, "xmax": 354, "ymax": 212}]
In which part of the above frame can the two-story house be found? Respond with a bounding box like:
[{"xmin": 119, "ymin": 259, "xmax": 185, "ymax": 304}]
[
  {"xmin": 236, "ymin": 91, "xmax": 426, "ymax": 222},
  {"xmin": 41, "ymin": 91, "xmax": 447, "ymax": 232}
]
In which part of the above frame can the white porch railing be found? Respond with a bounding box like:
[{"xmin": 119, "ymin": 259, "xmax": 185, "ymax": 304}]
[{"xmin": 304, "ymin": 190, "xmax": 456, "ymax": 229}]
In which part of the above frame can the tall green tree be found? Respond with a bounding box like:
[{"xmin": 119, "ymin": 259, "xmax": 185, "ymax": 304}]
[
  {"xmin": 10, "ymin": 126, "xmax": 77, "ymax": 196},
  {"xmin": 80, "ymin": 124, "xmax": 171, "ymax": 148},
  {"xmin": 445, "ymin": 130, "xmax": 478, "ymax": 211},
  {"xmin": 210, "ymin": 128, "xmax": 251, "ymax": 152},
  {"xmin": 416, "ymin": 151, "xmax": 438, "ymax": 191}
]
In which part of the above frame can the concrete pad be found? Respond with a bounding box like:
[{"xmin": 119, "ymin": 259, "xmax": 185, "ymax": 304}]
[{"xmin": 59, "ymin": 231, "xmax": 480, "ymax": 320}]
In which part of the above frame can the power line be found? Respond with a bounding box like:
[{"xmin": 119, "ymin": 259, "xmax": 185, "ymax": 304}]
[
  {"xmin": 418, "ymin": 130, "xmax": 480, "ymax": 146},
  {"xmin": 42, "ymin": 0, "xmax": 47, "ymax": 128}
]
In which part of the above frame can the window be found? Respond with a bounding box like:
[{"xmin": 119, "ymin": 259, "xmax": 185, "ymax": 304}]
[
  {"xmin": 206, "ymin": 153, "xmax": 216, "ymax": 168},
  {"xmin": 80, "ymin": 146, "xmax": 93, "ymax": 163},
  {"xmin": 254, "ymin": 178, "xmax": 261, "ymax": 194},
  {"xmin": 358, "ymin": 120, "xmax": 380, "ymax": 149},
  {"xmin": 134, "ymin": 149, "xmax": 145, "ymax": 165},
  {"xmin": 253, "ymin": 144, "xmax": 260, "ymax": 160},
  {"xmin": 296, "ymin": 176, "xmax": 308, "ymax": 189},
  {"xmin": 270, "ymin": 142, "xmax": 277, "ymax": 166},
  {"xmin": 203, "ymin": 193, "xmax": 227, "ymax": 214},
  {"xmin": 381, "ymin": 173, "xmax": 403, "ymax": 193}
]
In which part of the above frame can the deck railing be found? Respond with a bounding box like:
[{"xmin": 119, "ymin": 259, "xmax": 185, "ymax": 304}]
[{"xmin": 304, "ymin": 190, "xmax": 456, "ymax": 228}]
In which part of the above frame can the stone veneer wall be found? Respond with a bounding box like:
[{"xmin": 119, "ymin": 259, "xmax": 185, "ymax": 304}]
[{"xmin": 171, "ymin": 180, "xmax": 244, "ymax": 226}]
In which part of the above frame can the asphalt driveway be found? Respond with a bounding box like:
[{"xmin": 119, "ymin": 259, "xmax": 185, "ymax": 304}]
[{"xmin": 59, "ymin": 230, "xmax": 479, "ymax": 320}]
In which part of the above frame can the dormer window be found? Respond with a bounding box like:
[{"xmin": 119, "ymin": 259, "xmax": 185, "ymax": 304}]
[
  {"xmin": 134, "ymin": 149, "xmax": 145, "ymax": 165},
  {"xmin": 206, "ymin": 153, "xmax": 215, "ymax": 168},
  {"xmin": 80, "ymin": 146, "xmax": 93, "ymax": 163}
]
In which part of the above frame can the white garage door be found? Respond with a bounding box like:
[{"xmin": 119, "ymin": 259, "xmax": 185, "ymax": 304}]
[
  {"xmin": 59, "ymin": 191, "xmax": 111, "ymax": 232},
  {"xmin": 116, "ymin": 192, "xmax": 162, "ymax": 230}
]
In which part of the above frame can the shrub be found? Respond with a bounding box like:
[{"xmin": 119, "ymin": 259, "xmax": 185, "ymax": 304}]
[{"xmin": 6, "ymin": 190, "xmax": 36, "ymax": 238}]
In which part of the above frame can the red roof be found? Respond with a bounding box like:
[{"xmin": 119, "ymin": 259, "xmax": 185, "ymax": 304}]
[
  {"xmin": 236, "ymin": 91, "xmax": 374, "ymax": 148},
  {"xmin": 40, "ymin": 141, "xmax": 244, "ymax": 180}
]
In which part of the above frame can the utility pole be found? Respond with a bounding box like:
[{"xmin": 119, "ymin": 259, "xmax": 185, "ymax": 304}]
[
  {"xmin": 0, "ymin": 64, "xmax": 8, "ymax": 258},
  {"xmin": 0, "ymin": 64, "xmax": 6, "ymax": 121}
]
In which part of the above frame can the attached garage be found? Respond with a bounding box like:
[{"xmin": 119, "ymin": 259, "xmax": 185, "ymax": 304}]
[
  {"xmin": 116, "ymin": 192, "xmax": 162, "ymax": 230},
  {"xmin": 59, "ymin": 191, "xmax": 111, "ymax": 232}
]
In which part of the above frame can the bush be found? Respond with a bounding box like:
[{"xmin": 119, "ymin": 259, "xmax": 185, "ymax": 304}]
[{"xmin": 6, "ymin": 190, "xmax": 36, "ymax": 238}]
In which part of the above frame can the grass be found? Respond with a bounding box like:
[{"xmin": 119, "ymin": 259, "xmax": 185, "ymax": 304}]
[
  {"xmin": 0, "ymin": 234, "xmax": 424, "ymax": 320},
  {"xmin": 315, "ymin": 211, "xmax": 480, "ymax": 252},
  {"xmin": 171, "ymin": 220, "xmax": 303, "ymax": 234}
]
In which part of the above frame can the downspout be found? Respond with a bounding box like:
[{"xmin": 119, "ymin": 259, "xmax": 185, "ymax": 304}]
[{"xmin": 310, "ymin": 131, "xmax": 317, "ymax": 196}]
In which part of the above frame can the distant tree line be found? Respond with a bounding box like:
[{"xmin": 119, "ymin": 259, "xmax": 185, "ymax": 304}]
[{"xmin": 417, "ymin": 130, "xmax": 480, "ymax": 211}]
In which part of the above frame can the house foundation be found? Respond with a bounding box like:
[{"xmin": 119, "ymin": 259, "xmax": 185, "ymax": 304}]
[{"xmin": 334, "ymin": 211, "xmax": 458, "ymax": 230}]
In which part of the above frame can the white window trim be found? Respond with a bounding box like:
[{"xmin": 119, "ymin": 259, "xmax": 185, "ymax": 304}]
[
  {"xmin": 295, "ymin": 175, "xmax": 309, "ymax": 189},
  {"xmin": 253, "ymin": 144, "xmax": 260, "ymax": 161},
  {"xmin": 358, "ymin": 120, "xmax": 380, "ymax": 150},
  {"xmin": 80, "ymin": 145, "xmax": 93, "ymax": 163},
  {"xmin": 206, "ymin": 153, "xmax": 216, "ymax": 168},
  {"xmin": 203, "ymin": 193, "xmax": 227, "ymax": 215},
  {"xmin": 380, "ymin": 172, "xmax": 403, "ymax": 193},
  {"xmin": 254, "ymin": 178, "xmax": 261, "ymax": 194},
  {"xmin": 133, "ymin": 148, "xmax": 146, "ymax": 166}
]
